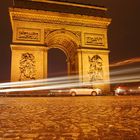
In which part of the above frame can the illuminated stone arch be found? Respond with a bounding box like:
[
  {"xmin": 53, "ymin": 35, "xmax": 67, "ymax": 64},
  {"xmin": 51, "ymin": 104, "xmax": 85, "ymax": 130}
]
[
  {"xmin": 45, "ymin": 29, "xmax": 80, "ymax": 75},
  {"xmin": 9, "ymin": 4, "xmax": 111, "ymax": 91}
]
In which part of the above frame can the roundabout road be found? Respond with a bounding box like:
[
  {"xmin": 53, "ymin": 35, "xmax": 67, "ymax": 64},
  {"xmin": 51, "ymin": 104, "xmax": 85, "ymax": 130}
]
[{"xmin": 0, "ymin": 96, "xmax": 140, "ymax": 139}]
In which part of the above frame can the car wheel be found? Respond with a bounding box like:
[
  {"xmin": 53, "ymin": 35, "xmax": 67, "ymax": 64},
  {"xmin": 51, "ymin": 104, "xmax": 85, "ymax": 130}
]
[
  {"xmin": 91, "ymin": 91, "xmax": 97, "ymax": 96},
  {"xmin": 71, "ymin": 92, "xmax": 76, "ymax": 96}
]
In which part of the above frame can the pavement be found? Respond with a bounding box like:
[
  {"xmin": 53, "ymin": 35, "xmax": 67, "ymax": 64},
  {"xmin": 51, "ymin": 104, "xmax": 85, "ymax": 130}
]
[{"xmin": 0, "ymin": 96, "xmax": 140, "ymax": 140}]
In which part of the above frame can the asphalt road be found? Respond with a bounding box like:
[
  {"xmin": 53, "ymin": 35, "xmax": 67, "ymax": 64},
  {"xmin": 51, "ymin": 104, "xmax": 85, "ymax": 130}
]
[{"xmin": 0, "ymin": 96, "xmax": 140, "ymax": 140}]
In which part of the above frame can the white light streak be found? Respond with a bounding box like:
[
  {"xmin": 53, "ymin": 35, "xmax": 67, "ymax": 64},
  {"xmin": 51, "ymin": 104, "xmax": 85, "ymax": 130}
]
[
  {"xmin": 0, "ymin": 66, "xmax": 139, "ymax": 93},
  {"xmin": 110, "ymin": 57, "xmax": 140, "ymax": 67}
]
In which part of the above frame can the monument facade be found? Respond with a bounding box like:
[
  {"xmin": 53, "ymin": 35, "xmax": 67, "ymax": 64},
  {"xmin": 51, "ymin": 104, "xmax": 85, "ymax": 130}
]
[{"xmin": 9, "ymin": 0, "xmax": 111, "ymax": 91}]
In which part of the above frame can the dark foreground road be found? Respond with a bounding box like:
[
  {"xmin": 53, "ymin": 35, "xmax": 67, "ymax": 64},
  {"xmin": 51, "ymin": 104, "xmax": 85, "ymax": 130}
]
[{"xmin": 0, "ymin": 96, "xmax": 140, "ymax": 140}]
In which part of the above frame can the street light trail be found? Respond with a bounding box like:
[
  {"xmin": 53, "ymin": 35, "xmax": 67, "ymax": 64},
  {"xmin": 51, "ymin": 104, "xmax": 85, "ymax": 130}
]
[
  {"xmin": 0, "ymin": 81, "xmax": 86, "ymax": 93},
  {"xmin": 0, "ymin": 75, "xmax": 80, "ymax": 88},
  {"xmin": 0, "ymin": 74, "xmax": 139, "ymax": 93},
  {"xmin": 0, "ymin": 64, "xmax": 140, "ymax": 92},
  {"xmin": 0, "ymin": 74, "xmax": 139, "ymax": 90},
  {"xmin": 110, "ymin": 67, "xmax": 140, "ymax": 75},
  {"xmin": 110, "ymin": 57, "xmax": 140, "ymax": 67}
]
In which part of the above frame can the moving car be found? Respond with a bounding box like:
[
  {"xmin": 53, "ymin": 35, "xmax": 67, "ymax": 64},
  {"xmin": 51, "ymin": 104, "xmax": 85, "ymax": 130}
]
[
  {"xmin": 114, "ymin": 86, "xmax": 140, "ymax": 95},
  {"xmin": 69, "ymin": 87, "xmax": 102, "ymax": 96},
  {"xmin": 48, "ymin": 89, "xmax": 70, "ymax": 96}
]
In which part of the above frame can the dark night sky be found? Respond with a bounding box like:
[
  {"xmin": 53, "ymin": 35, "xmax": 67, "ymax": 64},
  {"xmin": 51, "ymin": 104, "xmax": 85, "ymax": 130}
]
[{"xmin": 0, "ymin": 0, "xmax": 140, "ymax": 82}]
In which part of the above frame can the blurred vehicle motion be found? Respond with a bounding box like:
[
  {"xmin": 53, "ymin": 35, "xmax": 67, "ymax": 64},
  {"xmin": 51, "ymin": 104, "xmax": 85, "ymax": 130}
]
[
  {"xmin": 48, "ymin": 86, "xmax": 102, "ymax": 96},
  {"xmin": 114, "ymin": 85, "xmax": 140, "ymax": 95},
  {"xmin": 48, "ymin": 89, "xmax": 70, "ymax": 96}
]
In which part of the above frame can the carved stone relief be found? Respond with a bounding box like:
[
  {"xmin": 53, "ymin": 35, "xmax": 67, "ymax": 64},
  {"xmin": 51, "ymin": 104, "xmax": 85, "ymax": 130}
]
[
  {"xmin": 19, "ymin": 53, "xmax": 36, "ymax": 81},
  {"xmin": 16, "ymin": 28, "xmax": 41, "ymax": 42},
  {"xmin": 88, "ymin": 55, "xmax": 103, "ymax": 81},
  {"xmin": 84, "ymin": 33, "xmax": 105, "ymax": 46},
  {"xmin": 44, "ymin": 28, "xmax": 81, "ymax": 45}
]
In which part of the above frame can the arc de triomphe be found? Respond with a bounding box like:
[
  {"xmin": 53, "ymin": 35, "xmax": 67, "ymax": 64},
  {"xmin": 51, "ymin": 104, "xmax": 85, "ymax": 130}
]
[{"xmin": 9, "ymin": 0, "xmax": 111, "ymax": 91}]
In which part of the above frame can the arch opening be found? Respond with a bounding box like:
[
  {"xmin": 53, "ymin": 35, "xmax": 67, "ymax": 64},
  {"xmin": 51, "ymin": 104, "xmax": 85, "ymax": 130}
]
[
  {"xmin": 48, "ymin": 48, "xmax": 67, "ymax": 78},
  {"xmin": 46, "ymin": 29, "xmax": 80, "ymax": 78}
]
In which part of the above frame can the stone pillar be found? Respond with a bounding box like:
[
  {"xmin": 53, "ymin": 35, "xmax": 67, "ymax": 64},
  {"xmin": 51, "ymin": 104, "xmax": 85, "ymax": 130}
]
[
  {"xmin": 11, "ymin": 45, "xmax": 47, "ymax": 81},
  {"xmin": 43, "ymin": 48, "xmax": 48, "ymax": 79},
  {"xmin": 77, "ymin": 48, "xmax": 110, "ymax": 92},
  {"xmin": 66, "ymin": 58, "xmax": 70, "ymax": 76},
  {"xmin": 77, "ymin": 49, "xmax": 84, "ymax": 82}
]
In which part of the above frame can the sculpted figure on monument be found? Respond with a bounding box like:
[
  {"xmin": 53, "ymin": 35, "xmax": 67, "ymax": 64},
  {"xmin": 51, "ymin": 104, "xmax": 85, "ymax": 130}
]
[
  {"xmin": 19, "ymin": 53, "xmax": 36, "ymax": 81},
  {"xmin": 88, "ymin": 55, "xmax": 103, "ymax": 81}
]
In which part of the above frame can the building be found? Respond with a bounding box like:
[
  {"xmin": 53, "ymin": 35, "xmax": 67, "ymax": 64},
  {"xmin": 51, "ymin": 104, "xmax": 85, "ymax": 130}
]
[{"xmin": 9, "ymin": 0, "xmax": 111, "ymax": 91}]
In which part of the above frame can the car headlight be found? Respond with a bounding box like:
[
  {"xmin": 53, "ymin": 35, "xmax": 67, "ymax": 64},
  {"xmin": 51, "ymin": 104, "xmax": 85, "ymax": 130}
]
[{"xmin": 96, "ymin": 88, "xmax": 101, "ymax": 93}]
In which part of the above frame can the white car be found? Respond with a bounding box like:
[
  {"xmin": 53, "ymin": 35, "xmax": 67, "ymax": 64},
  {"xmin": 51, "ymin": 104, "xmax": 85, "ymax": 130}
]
[{"xmin": 69, "ymin": 87, "xmax": 102, "ymax": 96}]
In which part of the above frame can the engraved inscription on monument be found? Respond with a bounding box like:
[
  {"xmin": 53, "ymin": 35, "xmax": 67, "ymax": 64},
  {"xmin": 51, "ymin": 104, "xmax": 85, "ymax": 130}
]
[
  {"xmin": 16, "ymin": 28, "xmax": 41, "ymax": 42},
  {"xmin": 84, "ymin": 33, "xmax": 105, "ymax": 46}
]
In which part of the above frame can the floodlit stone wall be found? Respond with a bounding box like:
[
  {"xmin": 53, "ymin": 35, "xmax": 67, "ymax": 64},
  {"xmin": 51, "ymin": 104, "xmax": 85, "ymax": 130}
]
[{"xmin": 9, "ymin": 7, "xmax": 111, "ymax": 91}]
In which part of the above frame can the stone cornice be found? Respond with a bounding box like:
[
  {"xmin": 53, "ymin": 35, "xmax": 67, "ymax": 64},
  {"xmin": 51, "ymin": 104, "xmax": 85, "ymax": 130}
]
[
  {"xmin": 77, "ymin": 49, "xmax": 110, "ymax": 54},
  {"xmin": 11, "ymin": 44, "xmax": 47, "ymax": 51},
  {"xmin": 9, "ymin": 8, "xmax": 111, "ymax": 28}
]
